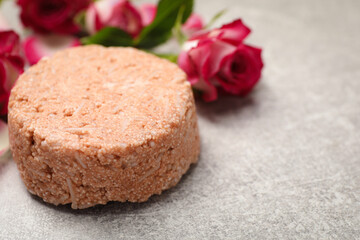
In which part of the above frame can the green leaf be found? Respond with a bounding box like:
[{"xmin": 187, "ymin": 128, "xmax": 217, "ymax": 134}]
[
  {"xmin": 205, "ymin": 9, "xmax": 227, "ymax": 29},
  {"xmin": 81, "ymin": 27, "xmax": 134, "ymax": 47},
  {"xmin": 135, "ymin": 0, "xmax": 193, "ymax": 49},
  {"xmin": 155, "ymin": 53, "xmax": 178, "ymax": 63},
  {"xmin": 181, "ymin": 0, "xmax": 193, "ymax": 23}
]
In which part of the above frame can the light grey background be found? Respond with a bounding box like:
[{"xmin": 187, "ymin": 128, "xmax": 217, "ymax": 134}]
[{"xmin": 1, "ymin": 0, "xmax": 360, "ymax": 239}]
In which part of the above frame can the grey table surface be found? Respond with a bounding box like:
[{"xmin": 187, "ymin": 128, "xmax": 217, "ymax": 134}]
[{"xmin": 1, "ymin": 0, "xmax": 360, "ymax": 239}]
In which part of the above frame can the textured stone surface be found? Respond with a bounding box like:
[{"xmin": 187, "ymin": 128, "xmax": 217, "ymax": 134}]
[{"xmin": 1, "ymin": 0, "xmax": 360, "ymax": 239}]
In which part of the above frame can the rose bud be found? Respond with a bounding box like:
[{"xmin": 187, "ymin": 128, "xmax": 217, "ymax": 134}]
[
  {"xmin": 139, "ymin": 3, "xmax": 157, "ymax": 26},
  {"xmin": 182, "ymin": 14, "xmax": 204, "ymax": 37},
  {"xmin": 178, "ymin": 19, "xmax": 263, "ymax": 102},
  {"xmin": 0, "ymin": 31, "xmax": 25, "ymax": 115},
  {"xmin": 17, "ymin": 0, "xmax": 90, "ymax": 34},
  {"xmin": 23, "ymin": 34, "xmax": 81, "ymax": 65},
  {"xmin": 85, "ymin": 0, "xmax": 143, "ymax": 37}
]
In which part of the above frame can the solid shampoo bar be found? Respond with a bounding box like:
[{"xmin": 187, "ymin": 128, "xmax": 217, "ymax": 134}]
[{"xmin": 8, "ymin": 45, "xmax": 200, "ymax": 209}]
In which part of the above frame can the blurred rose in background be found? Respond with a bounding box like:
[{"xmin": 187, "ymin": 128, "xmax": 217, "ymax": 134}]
[
  {"xmin": 85, "ymin": 0, "xmax": 147, "ymax": 37},
  {"xmin": 0, "ymin": 30, "xmax": 24, "ymax": 115},
  {"xmin": 17, "ymin": 0, "xmax": 90, "ymax": 34},
  {"xmin": 182, "ymin": 14, "xmax": 204, "ymax": 37},
  {"xmin": 23, "ymin": 35, "xmax": 80, "ymax": 65}
]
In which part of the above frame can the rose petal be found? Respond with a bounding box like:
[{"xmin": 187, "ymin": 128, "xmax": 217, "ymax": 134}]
[
  {"xmin": 216, "ymin": 44, "xmax": 263, "ymax": 95},
  {"xmin": 182, "ymin": 14, "xmax": 204, "ymax": 36},
  {"xmin": 218, "ymin": 19, "xmax": 251, "ymax": 45},
  {"xmin": 0, "ymin": 31, "xmax": 21, "ymax": 55},
  {"xmin": 178, "ymin": 51, "xmax": 198, "ymax": 84},
  {"xmin": 0, "ymin": 14, "xmax": 10, "ymax": 31},
  {"xmin": 139, "ymin": 3, "xmax": 157, "ymax": 26},
  {"xmin": 86, "ymin": 0, "xmax": 143, "ymax": 37},
  {"xmin": 0, "ymin": 57, "xmax": 23, "ymax": 115},
  {"xmin": 0, "ymin": 30, "xmax": 24, "ymax": 114},
  {"xmin": 23, "ymin": 34, "xmax": 81, "ymax": 65},
  {"xmin": 17, "ymin": 0, "xmax": 90, "ymax": 34},
  {"xmin": 0, "ymin": 60, "xmax": 7, "ymax": 103},
  {"xmin": 206, "ymin": 40, "xmax": 237, "ymax": 79},
  {"xmin": 31, "ymin": 3, "xmax": 73, "ymax": 30},
  {"xmin": 86, "ymin": 0, "xmax": 114, "ymax": 34},
  {"xmin": 179, "ymin": 42, "xmax": 218, "ymax": 102},
  {"xmin": 0, "ymin": 120, "xmax": 10, "ymax": 163},
  {"xmin": 6, "ymin": 56, "xmax": 25, "ymax": 75},
  {"xmin": 194, "ymin": 78, "xmax": 218, "ymax": 102},
  {"xmin": 190, "ymin": 19, "xmax": 251, "ymax": 46},
  {"xmin": 1, "ymin": 58, "xmax": 24, "ymax": 92},
  {"xmin": 187, "ymin": 40, "xmax": 212, "ymax": 79},
  {"xmin": 179, "ymin": 52, "xmax": 217, "ymax": 102},
  {"xmin": 246, "ymin": 45, "xmax": 263, "ymax": 68},
  {"xmin": 189, "ymin": 29, "xmax": 212, "ymax": 42},
  {"xmin": 108, "ymin": 0, "xmax": 143, "ymax": 37},
  {"xmin": 0, "ymin": 94, "xmax": 10, "ymax": 116}
]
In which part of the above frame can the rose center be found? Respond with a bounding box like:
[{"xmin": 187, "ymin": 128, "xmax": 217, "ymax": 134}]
[
  {"xmin": 39, "ymin": 0, "xmax": 67, "ymax": 17},
  {"xmin": 231, "ymin": 55, "xmax": 247, "ymax": 74}
]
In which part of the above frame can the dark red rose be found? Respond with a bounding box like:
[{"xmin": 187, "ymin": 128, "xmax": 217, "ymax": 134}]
[
  {"xmin": 0, "ymin": 31, "xmax": 25, "ymax": 115},
  {"xmin": 178, "ymin": 19, "xmax": 263, "ymax": 101},
  {"xmin": 17, "ymin": 0, "xmax": 90, "ymax": 34}
]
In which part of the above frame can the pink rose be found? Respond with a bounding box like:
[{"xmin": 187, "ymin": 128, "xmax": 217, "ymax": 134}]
[
  {"xmin": 85, "ymin": 0, "xmax": 144, "ymax": 37},
  {"xmin": 138, "ymin": 3, "xmax": 157, "ymax": 26},
  {"xmin": 23, "ymin": 34, "xmax": 81, "ymax": 65},
  {"xmin": 17, "ymin": 0, "xmax": 90, "ymax": 34},
  {"xmin": 182, "ymin": 14, "xmax": 204, "ymax": 37},
  {"xmin": 0, "ymin": 31, "xmax": 25, "ymax": 115},
  {"xmin": 178, "ymin": 19, "xmax": 263, "ymax": 101}
]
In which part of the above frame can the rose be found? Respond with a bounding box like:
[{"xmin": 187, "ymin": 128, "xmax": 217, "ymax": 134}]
[
  {"xmin": 179, "ymin": 41, "xmax": 263, "ymax": 101},
  {"xmin": 178, "ymin": 19, "xmax": 263, "ymax": 101},
  {"xmin": 17, "ymin": 0, "xmax": 90, "ymax": 34},
  {"xmin": 85, "ymin": 0, "xmax": 144, "ymax": 37},
  {"xmin": 23, "ymin": 34, "xmax": 81, "ymax": 65},
  {"xmin": 182, "ymin": 14, "xmax": 204, "ymax": 37},
  {"xmin": 0, "ymin": 31, "xmax": 25, "ymax": 115},
  {"xmin": 138, "ymin": 3, "xmax": 157, "ymax": 26}
]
